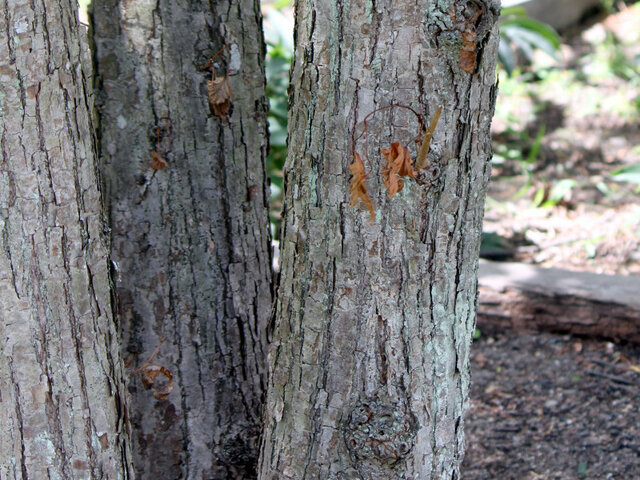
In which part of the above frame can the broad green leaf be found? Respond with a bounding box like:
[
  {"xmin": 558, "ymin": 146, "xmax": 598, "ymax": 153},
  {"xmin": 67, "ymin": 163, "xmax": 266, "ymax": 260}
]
[
  {"xmin": 498, "ymin": 37, "xmax": 517, "ymax": 75},
  {"xmin": 611, "ymin": 163, "xmax": 640, "ymax": 186},
  {"xmin": 500, "ymin": 17, "xmax": 561, "ymax": 50}
]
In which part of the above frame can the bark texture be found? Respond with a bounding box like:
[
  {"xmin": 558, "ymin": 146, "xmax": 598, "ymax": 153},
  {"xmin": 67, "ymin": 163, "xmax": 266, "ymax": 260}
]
[
  {"xmin": 90, "ymin": 1, "xmax": 272, "ymax": 478},
  {"xmin": 0, "ymin": 1, "xmax": 132, "ymax": 478},
  {"xmin": 258, "ymin": 1, "xmax": 500, "ymax": 479}
]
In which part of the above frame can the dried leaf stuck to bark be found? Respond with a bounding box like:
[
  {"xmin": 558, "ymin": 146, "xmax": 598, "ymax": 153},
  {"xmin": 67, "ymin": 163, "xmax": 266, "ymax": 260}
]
[
  {"xmin": 141, "ymin": 365, "xmax": 174, "ymax": 400},
  {"xmin": 349, "ymin": 152, "xmax": 375, "ymax": 221},
  {"xmin": 348, "ymin": 104, "xmax": 442, "ymax": 218},
  {"xmin": 460, "ymin": 30, "xmax": 478, "ymax": 74},
  {"xmin": 151, "ymin": 150, "xmax": 168, "ymax": 170},
  {"xmin": 207, "ymin": 74, "xmax": 232, "ymax": 120},
  {"xmin": 380, "ymin": 142, "xmax": 415, "ymax": 198},
  {"xmin": 459, "ymin": 7, "xmax": 483, "ymax": 74},
  {"xmin": 199, "ymin": 44, "xmax": 232, "ymax": 120}
]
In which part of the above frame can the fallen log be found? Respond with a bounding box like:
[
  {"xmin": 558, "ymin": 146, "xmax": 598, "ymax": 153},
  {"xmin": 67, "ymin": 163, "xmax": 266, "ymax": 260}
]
[{"xmin": 477, "ymin": 260, "xmax": 640, "ymax": 344}]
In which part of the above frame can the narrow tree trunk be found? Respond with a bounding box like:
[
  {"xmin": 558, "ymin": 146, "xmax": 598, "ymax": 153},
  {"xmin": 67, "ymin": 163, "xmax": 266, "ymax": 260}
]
[
  {"xmin": 0, "ymin": 2, "xmax": 132, "ymax": 478},
  {"xmin": 90, "ymin": 1, "xmax": 272, "ymax": 478},
  {"xmin": 258, "ymin": 1, "xmax": 500, "ymax": 479}
]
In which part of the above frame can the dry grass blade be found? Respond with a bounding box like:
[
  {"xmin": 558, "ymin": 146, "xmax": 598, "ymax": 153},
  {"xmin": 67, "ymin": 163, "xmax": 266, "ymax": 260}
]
[{"xmin": 415, "ymin": 106, "xmax": 442, "ymax": 170}]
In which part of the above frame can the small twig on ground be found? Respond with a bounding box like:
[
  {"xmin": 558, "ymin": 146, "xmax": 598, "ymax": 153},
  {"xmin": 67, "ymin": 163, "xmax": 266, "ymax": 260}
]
[{"xmin": 586, "ymin": 370, "xmax": 635, "ymax": 385}]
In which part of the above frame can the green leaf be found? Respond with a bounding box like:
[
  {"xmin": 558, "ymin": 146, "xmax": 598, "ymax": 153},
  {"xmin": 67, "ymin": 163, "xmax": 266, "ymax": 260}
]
[
  {"xmin": 505, "ymin": 28, "xmax": 536, "ymax": 62},
  {"xmin": 504, "ymin": 25, "xmax": 560, "ymax": 61},
  {"xmin": 533, "ymin": 186, "xmax": 546, "ymax": 207},
  {"xmin": 526, "ymin": 124, "xmax": 545, "ymax": 164},
  {"xmin": 500, "ymin": 17, "xmax": 561, "ymax": 50},
  {"xmin": 498, "ymin": 8, "xmax": 560, "ymax": 72},
  {"xmin": 500, "ymin": 6, "xmax": 528, "ymax": 18},
  {"xmin": 272, "ymin": 0, "xmax": 293, "ymax": 9},
  {"xmin": 542, "ymin": 179, "xmax": 577, "ymax": 206},
  {"xmin": 611, "ymin": 163, "xmax": 640, "ymax": 186},
  {"xmin": 498, "ymin": 36, "xmax": 517, "ymax": 75}
]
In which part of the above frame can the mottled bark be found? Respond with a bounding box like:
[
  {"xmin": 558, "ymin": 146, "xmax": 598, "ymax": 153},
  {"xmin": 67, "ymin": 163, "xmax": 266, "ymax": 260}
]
[
  {"xmin": 0, "ymin": 1, "xmax": 132, "ymax": 478},
  {"xmin": 90, "ymin": 0, "xmax": 272, "ymax": 478},
  {"xmin": 258, "ymin": 1, "xmax": 500, "ymax": 479}
]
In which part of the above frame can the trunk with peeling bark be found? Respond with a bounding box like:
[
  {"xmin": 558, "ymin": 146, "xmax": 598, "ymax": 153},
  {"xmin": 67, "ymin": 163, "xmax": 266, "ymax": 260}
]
[
  {"xmin": 0, "ymin": 2, "xmax": 132, "ymax": 478},
  {"xmin": 90, "ymin": 1, "xmax": 272, "ymax": 478},
  {"xmin": 258, "ymin": 1, "xmax": 500, "ymax": 479}
]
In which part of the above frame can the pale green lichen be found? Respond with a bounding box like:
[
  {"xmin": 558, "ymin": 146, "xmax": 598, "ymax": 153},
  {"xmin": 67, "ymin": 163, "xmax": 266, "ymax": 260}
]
[{"xmin": 426, "ymin": 0, "xmax": 455, "ymax": 32}]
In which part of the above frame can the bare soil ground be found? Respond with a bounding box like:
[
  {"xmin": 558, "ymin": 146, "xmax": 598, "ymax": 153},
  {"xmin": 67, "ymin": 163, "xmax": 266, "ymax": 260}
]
[{"xmin": 465, "ymin": 5, "xmax": 640, "ymax": 479}]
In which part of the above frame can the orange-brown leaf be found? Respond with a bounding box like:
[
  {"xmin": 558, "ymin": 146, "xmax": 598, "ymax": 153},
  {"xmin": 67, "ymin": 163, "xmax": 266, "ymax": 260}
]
[
  {"xmin": 380, "ymin": 142, "xmax": 415, "ymax": 198},
  {"xmin": 459, "ymin": 49, "xmax": 477, "ymax": 74},
  {"xmin": 207, "ymin": 74, "xmax": 232, "ymax": 120},
  {"xmin": 349, "ymin": 152, "xmax": 375, "ymax": 221},
  {"xmin": 151, "ymin": 150, "xmax": 168, "ymax": 170},
  {"xmin": 141, "ymin": 364, "xmax": 174, "ymax": 400}
]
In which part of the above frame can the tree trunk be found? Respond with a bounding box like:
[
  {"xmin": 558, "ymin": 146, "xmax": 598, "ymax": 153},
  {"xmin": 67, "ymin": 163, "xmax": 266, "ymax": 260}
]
[
  {"xmin": 90, "ymin": 1, "xmax": 272, "ymax": 478},
  {"xmin": 258, "ymin": 1, "xmax": 500, "ymax": 479},
  {"xmin": 0, "ymin": 2, "xmax": 132, "ymax": 478}
]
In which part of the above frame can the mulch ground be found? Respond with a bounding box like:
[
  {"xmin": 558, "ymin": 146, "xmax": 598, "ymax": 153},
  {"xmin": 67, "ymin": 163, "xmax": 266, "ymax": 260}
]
[
  {"xmin": 464, "ymin": 5, "xmax": 640, "ymax": 479},
  {"xmin": 464, "ymin": 333, "xmax": 640, "ymax": 479}
]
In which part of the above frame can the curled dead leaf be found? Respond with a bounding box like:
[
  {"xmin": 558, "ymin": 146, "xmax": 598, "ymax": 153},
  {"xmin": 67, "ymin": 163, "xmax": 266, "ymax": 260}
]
[
  {"xmin": 207, "ymin": 74, "xmax": 232, "ymax": 120},
  {"xmin": 380, "ymin": 142, "xmax": 415, "ymax": 198},
  {"xmin": 151, "ymin": 150, "xmax": 168, "ymax": 170},
  {"xmin": 349, "ymin": 152, "xmax": 375, "ymax": 221},
  {"xmin": 141, "ymin": 364, "xmax": 174, "ymax": 400}
]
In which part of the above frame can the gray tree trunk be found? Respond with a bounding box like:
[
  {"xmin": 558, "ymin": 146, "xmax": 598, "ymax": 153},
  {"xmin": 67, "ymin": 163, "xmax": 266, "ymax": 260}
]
[
  {"xmin": 0, "ymin": 2, "xmax": 133, "ymax": 478},
  {"xmin": 90, "ymin": 0, "xmax": 272, "ymax": 478},
  {"xmin": 257, "ymin": 1, "xmax": 500, "ymax": 479}
]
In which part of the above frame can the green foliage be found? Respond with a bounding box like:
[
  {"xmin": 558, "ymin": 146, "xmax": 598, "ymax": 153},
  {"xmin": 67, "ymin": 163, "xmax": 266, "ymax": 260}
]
[
  {"xmin": 499, "ymin": 7, "xmax": 561, "ymax": 75},
  {"xmin": 493, "ymin": 123, "xmax": 545, "ymax": 168},
  {"xmin": 541, "ymin": 178, "xmax": 578, "ymax": 207},
  {"xmin": 263, "ymin": 5, "xmax": 293, "ymax": 234},
  {"xmin": 610, "ymin": 164, "xmax": 640, "ymax": 189},
  {"xmin": 582, "ymin": 30, "xmax": 640, "ymax": 84}
]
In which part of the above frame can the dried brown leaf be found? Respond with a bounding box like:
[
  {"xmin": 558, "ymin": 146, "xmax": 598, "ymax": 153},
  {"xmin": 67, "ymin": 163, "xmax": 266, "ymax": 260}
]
[
  {"xmin": 141, "ymin": 364, "xmax": 174, "ymax": 400},
  {"xmin": 380, "ymin": 142, "xmax": 415, "ymax": 198},
  {"xmin": 151, "ymin": 150, "xmax": 168, "ymax": 170},
  {"xmin": 459, "ymin": 49, "xmax": 477, "ymax": 74},
  {"xmin": 207, "ymin": 74, "xmax": 232, "ymax": 120},
  {"xmin": 349, "ymin": 152, "xmax": 375, "ymax": 221},
  {"xmin": 460, "ymin": 31, "xmax": 478, "ymax": 74}
]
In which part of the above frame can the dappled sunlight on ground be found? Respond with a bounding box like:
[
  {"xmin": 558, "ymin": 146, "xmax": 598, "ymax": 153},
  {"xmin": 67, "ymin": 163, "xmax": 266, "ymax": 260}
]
[{"xmin": 486, "ymin": 4, "xmax": 640, "ymax": 276}]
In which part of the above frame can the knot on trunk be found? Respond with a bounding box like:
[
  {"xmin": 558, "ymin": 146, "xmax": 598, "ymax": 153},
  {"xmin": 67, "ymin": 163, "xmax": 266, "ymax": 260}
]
[{"xmin": 344, "ymin": 399, "xmax": 416, "ymax": 465}]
